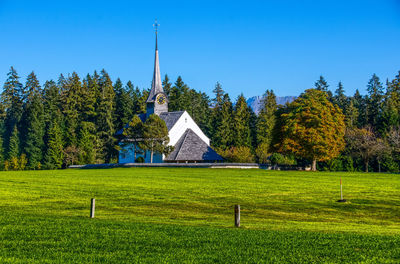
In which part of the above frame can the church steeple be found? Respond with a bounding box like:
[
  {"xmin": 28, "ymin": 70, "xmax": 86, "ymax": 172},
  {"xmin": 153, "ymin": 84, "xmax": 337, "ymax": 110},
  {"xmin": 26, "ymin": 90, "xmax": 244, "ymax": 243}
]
[{"xmin": 146, "ymin": 20, "xmax": 168, "ymax": 117}]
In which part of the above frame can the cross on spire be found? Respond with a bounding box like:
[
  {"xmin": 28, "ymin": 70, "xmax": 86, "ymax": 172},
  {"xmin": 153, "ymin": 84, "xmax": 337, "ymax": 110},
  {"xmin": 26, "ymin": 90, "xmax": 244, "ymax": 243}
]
[{"xmin": 153, "ymin": 19, "xmax": 159, "ymax": 34}]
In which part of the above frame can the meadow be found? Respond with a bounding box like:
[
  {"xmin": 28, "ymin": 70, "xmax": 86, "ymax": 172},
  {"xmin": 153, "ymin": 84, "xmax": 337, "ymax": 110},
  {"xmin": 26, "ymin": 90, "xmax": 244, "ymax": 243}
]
[{"xmin": 0, "ymin": 168, "xmax": 399, "ymax": 263}]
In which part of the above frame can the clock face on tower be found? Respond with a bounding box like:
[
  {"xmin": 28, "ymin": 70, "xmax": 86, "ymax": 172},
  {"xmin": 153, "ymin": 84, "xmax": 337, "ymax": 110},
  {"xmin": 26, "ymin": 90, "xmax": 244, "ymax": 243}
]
[{"xmin": 156, "ymin": 94, "xmax": 166, "ymax": 105}]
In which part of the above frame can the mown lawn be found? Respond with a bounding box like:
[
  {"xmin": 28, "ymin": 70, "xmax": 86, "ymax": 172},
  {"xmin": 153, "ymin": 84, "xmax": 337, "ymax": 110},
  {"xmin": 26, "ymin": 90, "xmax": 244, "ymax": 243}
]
[{"xmin": 0, "ymin": 168, "xmax": 399, "ymax": 263}]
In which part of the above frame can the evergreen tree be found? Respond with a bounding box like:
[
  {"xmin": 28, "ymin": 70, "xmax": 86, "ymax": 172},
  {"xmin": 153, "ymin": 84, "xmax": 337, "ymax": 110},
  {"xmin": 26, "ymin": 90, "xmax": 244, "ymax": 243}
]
[
  {"xmin": 61, "ymin": 72, "xmax": 82, "ymax": 147},
  {"xmin": 256, "ymin": 90, "xmax": 277, "ymax": 161},
  {"xmin": 43, "ymin": 80, "xmax": 64, "ymax": 168},
  {"xmin": 44, "ymin": 122, "xmax": 64, "ymax": 169},
  {"xmin": 213, "ymin": 93, "xmax": 233, "ymax": 148},
  {"xmin": 366, "ymin": 74, "xmax": 384, "ymax": 128},
  {"xmin": 344, "ymin": 98, "xmax": 359, "ymax": 128},
  {"xmin": 77, "ymin": 121, "xmax": 97, "ymax": 164},
  {"xmin": 212, "ymin": 82, "xmax": 224, "ymax": 108},
  {"xmin": 1, "ymin": 67, "xmax": 24, "ymax": 159},
  {"xmin": 96, "ymin": 69, "xmax": 116, "ymax": 162},
  {"xmin": 333, "ymin": 82, "xmax": 347, "ymax": 109},
  {"xmin": 8, "ymin": 125, "xmax": 19, "ymax": 159},
  {"xmin": 114, "ymin": 78, "xmax": 133, "ymax": 131},
  {"xmin": 232, "ymin": 94, "xmax": 252, "ymax": 148},
  {"xmin": 162, "ymin": 74, "xmax": 172, "ymax": 96},
  {"xmin": 256, "ymin": 90, "xmax": 277, "ymax": 147},
  {"xmin": 20, "ymin": 72, "xmax": 45, "ymax": 169},
  {"xmin": 315, "ymin": 76, "xmax": 333, "ymax": 100}
]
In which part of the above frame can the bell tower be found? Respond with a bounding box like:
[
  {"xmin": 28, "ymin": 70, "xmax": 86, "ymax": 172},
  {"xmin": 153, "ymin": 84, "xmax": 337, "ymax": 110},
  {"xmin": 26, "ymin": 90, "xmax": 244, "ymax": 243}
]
[{"xmin": 146, "ymin": 20, "xmax": 168, "ymax": 119}]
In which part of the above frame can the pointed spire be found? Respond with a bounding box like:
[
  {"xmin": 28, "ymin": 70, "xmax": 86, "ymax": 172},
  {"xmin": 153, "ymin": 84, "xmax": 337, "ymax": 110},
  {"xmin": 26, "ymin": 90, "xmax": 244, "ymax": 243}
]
[{"xmin": 146, "ymin": 19, "xmax": 164, "ymax": 103}]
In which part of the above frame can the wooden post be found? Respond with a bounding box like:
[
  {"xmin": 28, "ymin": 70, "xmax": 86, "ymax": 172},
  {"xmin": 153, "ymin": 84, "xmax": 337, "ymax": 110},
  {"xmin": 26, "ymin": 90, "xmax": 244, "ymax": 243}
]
[
  {"xmin": 90, "ymin": 198, "xmax": 95, "ymax": 218},
  {"xmin": 234, "ymin": 205, "xmax": 240, "ymax": 227},
  {"xmin": 340, "ymin": 178, "xmax": 343, "ymax": 200}
]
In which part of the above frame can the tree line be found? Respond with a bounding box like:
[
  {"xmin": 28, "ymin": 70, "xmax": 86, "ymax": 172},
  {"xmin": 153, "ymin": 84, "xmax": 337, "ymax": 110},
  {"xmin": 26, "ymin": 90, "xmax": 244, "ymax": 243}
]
[{"xmin": 1, "ymin": 67, "xmax": 399, "ymax": 171}]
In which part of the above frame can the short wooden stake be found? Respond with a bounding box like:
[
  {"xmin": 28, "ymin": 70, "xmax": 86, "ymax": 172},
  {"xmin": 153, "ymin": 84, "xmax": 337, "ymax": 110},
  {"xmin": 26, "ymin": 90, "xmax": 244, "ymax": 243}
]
[
  {"xmin": 234, "ymin": 205, "xmax": 240, "ymax": 227},
  {"xmin": 90, "ymin": 198, "xmax": 95, "ymax": 218},
  {"xmin": 337, "ymin": 178, "xmax": 346, "ymax": 202}
]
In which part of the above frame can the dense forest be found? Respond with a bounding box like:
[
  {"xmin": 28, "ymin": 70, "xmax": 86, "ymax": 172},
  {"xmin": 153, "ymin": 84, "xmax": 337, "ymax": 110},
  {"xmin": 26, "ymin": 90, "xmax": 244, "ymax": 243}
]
[{"xmin": 1, "ymin": 67, "xmax": 399, "ymax": 172}]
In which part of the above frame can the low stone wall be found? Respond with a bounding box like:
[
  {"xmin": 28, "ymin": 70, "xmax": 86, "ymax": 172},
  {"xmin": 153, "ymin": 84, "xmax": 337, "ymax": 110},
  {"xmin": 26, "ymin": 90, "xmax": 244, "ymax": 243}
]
[{"xmin": 68, "ymin": 163, "xmax": 309, "ymax": 170}]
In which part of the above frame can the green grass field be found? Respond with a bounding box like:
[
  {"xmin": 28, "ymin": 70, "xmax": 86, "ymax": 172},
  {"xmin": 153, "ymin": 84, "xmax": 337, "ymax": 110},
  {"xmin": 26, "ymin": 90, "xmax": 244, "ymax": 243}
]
[{"xmin": 0, "ymin": 168, "xmax": 399, "ymax": 263}]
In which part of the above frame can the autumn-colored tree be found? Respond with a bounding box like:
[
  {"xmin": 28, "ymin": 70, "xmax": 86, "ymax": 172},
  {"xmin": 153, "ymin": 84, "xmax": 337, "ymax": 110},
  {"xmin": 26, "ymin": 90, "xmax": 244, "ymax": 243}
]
[{"xmin": 276, "ymin": 89, "xmax": 345, "ymax": 171}]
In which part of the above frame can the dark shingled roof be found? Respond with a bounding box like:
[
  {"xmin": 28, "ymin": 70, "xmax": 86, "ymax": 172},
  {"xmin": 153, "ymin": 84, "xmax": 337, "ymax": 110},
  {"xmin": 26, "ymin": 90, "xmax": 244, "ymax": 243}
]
[
  {"xmin": 159, "ymin": 111, "xmax": 184, "ymax": 130},
  {"xmin": 165, "ymin": 129, "xmax": 224, "ymax": 162}
]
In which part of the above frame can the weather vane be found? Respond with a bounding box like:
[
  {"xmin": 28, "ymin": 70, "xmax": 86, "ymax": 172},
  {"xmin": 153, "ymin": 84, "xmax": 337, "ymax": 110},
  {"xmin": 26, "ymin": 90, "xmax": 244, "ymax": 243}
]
[{"xmin": 153, "ymin": 19, "xmax": 159, "ymax": 34}]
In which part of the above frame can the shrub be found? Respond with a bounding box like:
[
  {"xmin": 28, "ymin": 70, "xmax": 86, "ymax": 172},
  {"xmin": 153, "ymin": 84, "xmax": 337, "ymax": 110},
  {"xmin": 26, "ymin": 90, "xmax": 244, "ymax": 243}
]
[
  {"xmin": 269, "ymin": 153, "xmax": 296, "ymax": 166},
  {"xmin": 217, "ymin": 146, "xmax": 255, "ymax": 163}
]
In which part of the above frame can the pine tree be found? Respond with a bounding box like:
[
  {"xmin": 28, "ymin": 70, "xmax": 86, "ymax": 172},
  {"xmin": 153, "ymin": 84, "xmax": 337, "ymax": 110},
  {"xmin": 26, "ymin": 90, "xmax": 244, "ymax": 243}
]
[
  {"xmin": 20, "ymin": 72, "xmax": 45, "ymax": 169},
  {"xmin": 162, "ymin": 74, "xmax": 172, "ymax": 96},
  {"xmin": 366, "ymin": 74, "xmax": 384, "ymax": 128},
  {"xmin": 1, "ymin": 67, "xmax": 24, "ymax": 159},
  {"xmin": 44, "ymin": 122, "xmax": 64, "ymax": 169},
  {"xmin": 61, "ymin": 72, "xmax": 82, "ymax": 147},
  {"xmin": 77, "ymin": 121, "xmax": 97, "ymax": 164},
  {"xmin": 333, "ymin": 82, "xmax": 347, "ymax": 110},
  {"xmin": 233, "ymin": 94, "xmax": 252, "ymax": 148},
  {"xmin": 257, "ymin": 90, "xmax": 277, "ymax": 147},
  {"xmin": 315, "ymin": 76, "xmax": 333, "ymax": 100},
  {"xmin": 8, "ymin": 125, "xmax": 19, "ymax": 159},
  {"xmin": 43, "ymin": 80, "xmax": 64, "ymax": 168},
  {"xmin": 213, "ymin": 93, "xmax": 233, "ymax": 148},
  {"xmin": 114, "ymin": 78, "xmax": 133, "ymax": 131},
  {"xmin": 96, "ymin": 69, "xmax": 116, "ymax": 162},
  {"xmin": 344, "ymin": 98, "xmax": 359, "ymax": 128},
  {"xmin": 212, "ymin": 82, "xmax": 224, "ymax": 108}
]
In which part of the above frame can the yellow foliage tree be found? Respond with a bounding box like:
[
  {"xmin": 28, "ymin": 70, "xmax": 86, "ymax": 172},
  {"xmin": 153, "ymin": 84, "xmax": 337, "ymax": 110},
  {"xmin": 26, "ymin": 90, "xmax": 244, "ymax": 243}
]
[{"xmin": 276, "ymin": 89, "xmax": 345, "ymax": 171}]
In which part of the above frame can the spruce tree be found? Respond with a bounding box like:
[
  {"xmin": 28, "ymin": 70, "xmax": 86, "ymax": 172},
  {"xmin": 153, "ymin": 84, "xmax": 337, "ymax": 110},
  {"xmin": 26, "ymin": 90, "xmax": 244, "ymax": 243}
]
[
  {"xmin": 44, "ymin": 122, "xmax": 64, "ymax": 169},
  {"xmin": 257, "ymin": 90, "xmax": 277, "ymax": 147},
  {"xmin": 162, "ymin": 74, "xmax": 172, "ymax": 96},
  {"xmin": 1, "ymin": 67, "xmax": 24, "ymax": 159},
  {"xmin": 213, "ymin": 94, "xmax": 233, "ymax": 148},
  {"xmin": 61, "ymin": 72, "xmax": 82, "ymax": 147},
  {"xmin": 43, "ymin": 80, "xmax": 64, "ymax": 168},
  {"xmin": 366, "ymin": 74, "xmax": 384, "ymax": 128},
  {"xmin": 233, "ymin": 94, "xmax": 252, "ymax": 148},
  {"xmin": 8, "ymin": 125, "xmax": 19, "ymax": 159},
  {"xmin": 96, "ymin": 69, "xmax": 116, "ymax": 162},
  {"xmin": 333, "ymin": 82, "xmax": 347, "ymax": 110},
  {"xmin": 20, "ymin": 72, "xmax": 45, "ymax": 169},
  {"xmin": 315, "ymin": 76, "xmax": 333, "ymax": 100},
  {"xmin": 114, "ymin": 78, "xmax": 133, "ymax": 131}
]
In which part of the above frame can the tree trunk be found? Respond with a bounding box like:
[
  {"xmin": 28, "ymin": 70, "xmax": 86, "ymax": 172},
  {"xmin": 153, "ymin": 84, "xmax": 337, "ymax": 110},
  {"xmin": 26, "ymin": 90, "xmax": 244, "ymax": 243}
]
[
  {"xmin": 365, "ymin": 160, "xmax": 369, "ymax": 173},
  {"xmin": 134, "ymin": 144, "xmax": 137, "ymax": 162},
  {"xmin": 150, "ymin": 150, "xmax": 153, "ymax": 163},
  {"xmin": 312, "ymin": 159, "xmax": 317, "ymax": 171}
]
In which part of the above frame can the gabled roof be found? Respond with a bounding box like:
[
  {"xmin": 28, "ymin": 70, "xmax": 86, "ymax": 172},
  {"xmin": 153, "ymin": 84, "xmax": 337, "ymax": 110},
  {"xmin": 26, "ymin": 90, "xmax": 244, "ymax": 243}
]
[
  {"xmin": 165, "ymin": 129, "xmax": 223, "ymax": 162},
  {"xmin": 159, "ymin": 111, "xmax": 184, "ymax": 130}
]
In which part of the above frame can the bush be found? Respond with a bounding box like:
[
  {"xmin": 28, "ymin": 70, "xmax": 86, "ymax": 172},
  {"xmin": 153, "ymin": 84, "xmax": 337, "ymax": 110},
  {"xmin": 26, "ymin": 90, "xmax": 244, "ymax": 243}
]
[
  {"xmin": 269, "ymin": 153, "xmax": 296, "ymax": 166},
  {"xmin": 217, "ymin": 146, "xmax": 255, "ymax": 163}
]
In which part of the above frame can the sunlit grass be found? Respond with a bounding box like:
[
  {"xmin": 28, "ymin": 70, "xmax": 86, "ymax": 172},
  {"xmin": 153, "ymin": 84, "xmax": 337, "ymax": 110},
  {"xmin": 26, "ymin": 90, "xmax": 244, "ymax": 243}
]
[{"xmin": 0, "ymin": 168, "xmax": 399, "ymax": 263}]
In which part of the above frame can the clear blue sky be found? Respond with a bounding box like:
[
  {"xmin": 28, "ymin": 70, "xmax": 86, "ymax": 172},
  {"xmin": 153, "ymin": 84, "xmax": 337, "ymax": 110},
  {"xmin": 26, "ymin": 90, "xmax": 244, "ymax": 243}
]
[{"xmin": 1, "ymin": 0, "xmax": 400, "ymax": 98}]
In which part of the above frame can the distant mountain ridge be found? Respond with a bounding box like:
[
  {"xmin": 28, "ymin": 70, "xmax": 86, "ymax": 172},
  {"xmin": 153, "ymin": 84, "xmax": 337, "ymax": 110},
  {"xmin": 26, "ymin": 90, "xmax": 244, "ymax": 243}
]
[{"xmin": 247, "ymin": 96, "xmax": 296, "ymax": 114}]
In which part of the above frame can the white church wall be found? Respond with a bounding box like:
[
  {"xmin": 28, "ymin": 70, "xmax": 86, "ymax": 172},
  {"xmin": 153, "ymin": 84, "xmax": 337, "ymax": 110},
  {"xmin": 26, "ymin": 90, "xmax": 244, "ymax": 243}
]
[{"xmin": 168, "ymin": 111, "xmax": 210, "ymax": 147}]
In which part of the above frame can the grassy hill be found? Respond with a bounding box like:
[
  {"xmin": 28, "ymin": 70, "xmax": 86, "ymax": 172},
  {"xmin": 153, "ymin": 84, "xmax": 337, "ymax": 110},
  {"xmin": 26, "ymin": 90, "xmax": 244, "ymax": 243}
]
[{"xmin": 0, "ymin": 168, "xmax": 399, "ymax": 263}]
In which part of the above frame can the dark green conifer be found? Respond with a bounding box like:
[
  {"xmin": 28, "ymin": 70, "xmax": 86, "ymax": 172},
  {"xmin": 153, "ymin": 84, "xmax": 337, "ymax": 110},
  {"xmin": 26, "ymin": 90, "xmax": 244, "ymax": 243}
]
[{"xmin": 233, "ymin": 94, "xmax": 251, "ymax": 148}]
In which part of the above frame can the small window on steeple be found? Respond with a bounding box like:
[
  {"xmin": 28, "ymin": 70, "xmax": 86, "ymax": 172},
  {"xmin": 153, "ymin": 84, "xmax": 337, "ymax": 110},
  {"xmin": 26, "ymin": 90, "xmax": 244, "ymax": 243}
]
[{"xmin": 185, "ymin": 118, "xmax": 187, "ymax": 123}]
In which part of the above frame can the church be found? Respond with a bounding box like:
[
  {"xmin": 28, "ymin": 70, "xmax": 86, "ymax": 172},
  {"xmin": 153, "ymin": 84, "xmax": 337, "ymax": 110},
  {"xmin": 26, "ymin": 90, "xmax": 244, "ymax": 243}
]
[{"xmin": 118, "ymin": 26, "xmax": 223, "ymax": 164}]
